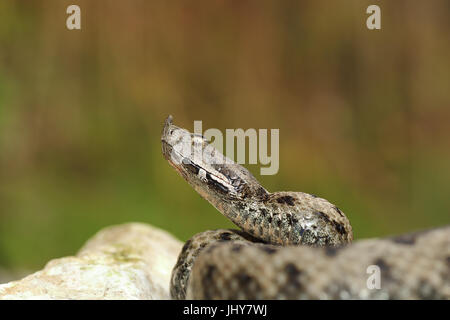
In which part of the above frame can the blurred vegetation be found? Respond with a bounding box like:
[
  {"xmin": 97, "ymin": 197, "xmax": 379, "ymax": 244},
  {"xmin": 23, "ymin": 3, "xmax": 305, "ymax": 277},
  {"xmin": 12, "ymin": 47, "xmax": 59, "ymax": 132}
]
[{"xmin": 0, "ymin": 1, "xmax": 449, "ymax": 271}]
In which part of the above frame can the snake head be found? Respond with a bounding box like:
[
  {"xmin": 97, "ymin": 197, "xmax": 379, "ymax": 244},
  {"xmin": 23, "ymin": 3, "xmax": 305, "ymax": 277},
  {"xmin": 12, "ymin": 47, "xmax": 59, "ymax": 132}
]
[{"xmin": 161, "ymin": 116, "xmax": 242, "ymax": 200}]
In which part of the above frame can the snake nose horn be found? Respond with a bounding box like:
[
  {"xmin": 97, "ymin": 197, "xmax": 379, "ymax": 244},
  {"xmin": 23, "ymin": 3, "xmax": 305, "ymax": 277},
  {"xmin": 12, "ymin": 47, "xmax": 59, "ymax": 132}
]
[
  {"xmin": 165, "ymin": 115, "xmax": 173, "ymax": 126},
  {"xmin": 162, "ymin": 115, "xmax": 174, "ymax": 140}
]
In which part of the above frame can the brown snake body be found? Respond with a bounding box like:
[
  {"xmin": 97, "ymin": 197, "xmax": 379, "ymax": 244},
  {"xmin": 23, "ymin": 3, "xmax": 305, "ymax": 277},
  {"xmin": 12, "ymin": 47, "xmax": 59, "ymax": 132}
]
[{"xmin": 161, "ymin": 116, "xmax": 449, "ymax": 300}]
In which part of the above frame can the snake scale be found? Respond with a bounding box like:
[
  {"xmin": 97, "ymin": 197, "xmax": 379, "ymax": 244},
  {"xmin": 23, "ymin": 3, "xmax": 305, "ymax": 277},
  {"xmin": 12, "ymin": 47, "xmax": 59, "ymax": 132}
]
[{"xmin": 161, "ymin": 116, "xmax": 449, "ymax": 300}]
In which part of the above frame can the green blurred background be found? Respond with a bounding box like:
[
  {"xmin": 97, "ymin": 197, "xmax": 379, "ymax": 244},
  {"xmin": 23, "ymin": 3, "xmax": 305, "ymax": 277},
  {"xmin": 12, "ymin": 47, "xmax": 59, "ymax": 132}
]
[{"xmin": 0, "ymin": 1, "xmax": 449, "ymax": 275}]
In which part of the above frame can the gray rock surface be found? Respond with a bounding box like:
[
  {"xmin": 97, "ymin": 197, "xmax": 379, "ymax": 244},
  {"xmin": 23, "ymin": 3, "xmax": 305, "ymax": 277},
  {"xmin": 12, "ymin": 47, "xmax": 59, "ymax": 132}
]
[{"xmin": 0, "ymin": 223, "xmax": 183, "ymax": 299}]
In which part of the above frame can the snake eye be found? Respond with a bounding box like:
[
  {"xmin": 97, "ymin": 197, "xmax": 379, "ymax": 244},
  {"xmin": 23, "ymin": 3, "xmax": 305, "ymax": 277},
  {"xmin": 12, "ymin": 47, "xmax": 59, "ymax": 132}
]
[{"xmin": 169, "ymin": 129, "xmax": 174, "ymax": 135}]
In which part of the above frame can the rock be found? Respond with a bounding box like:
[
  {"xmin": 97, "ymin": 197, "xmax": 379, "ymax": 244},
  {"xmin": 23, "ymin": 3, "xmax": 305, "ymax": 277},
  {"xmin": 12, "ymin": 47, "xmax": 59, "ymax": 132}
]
[{"xmin": 0, "ymin": 223, "xmax": 183, "ymax": 299}]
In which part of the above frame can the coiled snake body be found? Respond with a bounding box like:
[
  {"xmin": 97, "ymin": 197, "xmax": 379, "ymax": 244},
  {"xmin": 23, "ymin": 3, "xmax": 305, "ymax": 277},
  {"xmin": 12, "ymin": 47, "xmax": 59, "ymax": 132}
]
[{"xmin": 161, "ymin": 116, "xmax": 449, "ymax": 300}]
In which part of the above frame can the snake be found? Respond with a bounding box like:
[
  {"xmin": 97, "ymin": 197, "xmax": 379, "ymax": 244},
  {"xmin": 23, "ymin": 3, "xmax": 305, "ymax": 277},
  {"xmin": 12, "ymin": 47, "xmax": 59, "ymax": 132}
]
[{"xmin": 161, "ymin": 115, "xmax": 449, "ymax": 300}]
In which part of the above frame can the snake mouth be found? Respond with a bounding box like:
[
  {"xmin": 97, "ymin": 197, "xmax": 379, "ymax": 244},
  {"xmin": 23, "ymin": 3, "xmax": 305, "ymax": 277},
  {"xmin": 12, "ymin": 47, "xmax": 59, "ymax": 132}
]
[
  {"xmin": 161, "ymin": 140, "xmax": 188, "ymax": 178},
  {"xmin": 162, "ymin": 146, "xmax": 188, "ymax": 183},
  {"xmin": 161, "ymin": 140, "xmax": 173, "ymax": 161}
]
